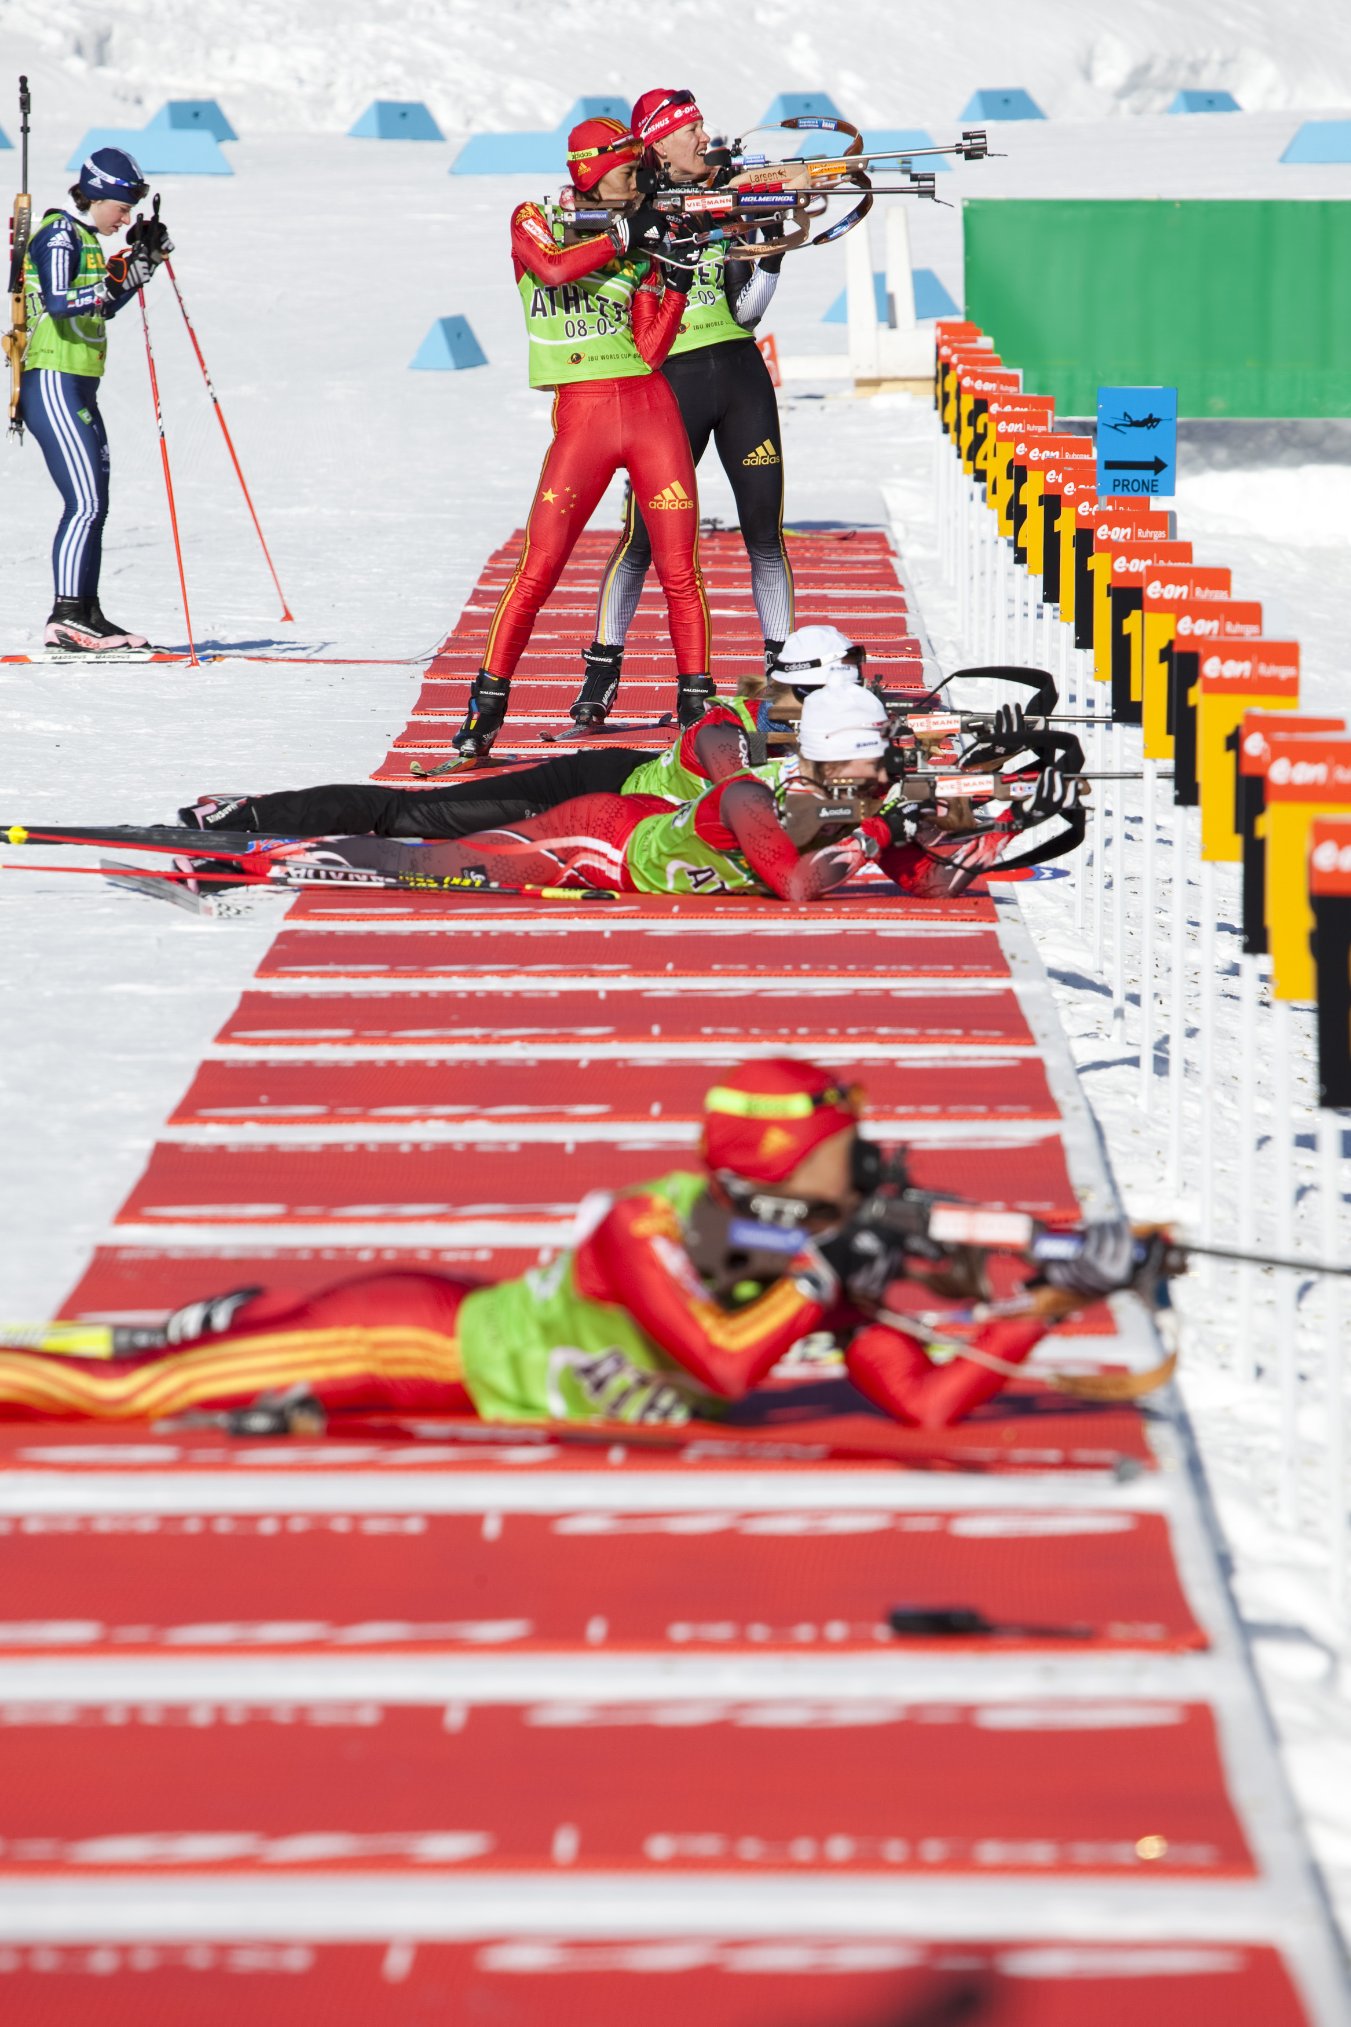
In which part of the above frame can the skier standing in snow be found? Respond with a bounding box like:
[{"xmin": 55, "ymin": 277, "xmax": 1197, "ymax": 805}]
[
  {"xmin": 19, "ymin": 147, "xmax": 172, "ymax": 652},
  {"xmin": 454, "ymin": 115, "xmax": 714, "ymax": 761},
  {"xmin": 571, "ymin": 88, "xmax": 794, "ymax": 728}
]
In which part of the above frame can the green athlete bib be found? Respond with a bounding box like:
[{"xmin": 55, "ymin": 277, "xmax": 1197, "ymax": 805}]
[
  {"xmin": 623, "ymin": 778, "xmax": 765, "ymax": 897},
  {"xmin": 669, "ymin": 239, "xmax": 752, "ymax": 356},
  {"xmin": 518, "ymin": 203, "xmax": 652, "ymax": 389},
  {"xmin": 620, "ymin": 698, "xmax": 758, "ymax": 801},
  {"xmin": 23, "ymin": 213, "xmax": 108, "ymax": 376},
  {"xmin": 458, "ymin": 1170, "xmax": 719, "ymax": 1423}
]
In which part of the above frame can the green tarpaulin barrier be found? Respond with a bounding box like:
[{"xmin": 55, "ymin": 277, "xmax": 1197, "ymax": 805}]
[{"xmin": 963, "ymin": 199, "xmax": 1351, "ymax": 418}]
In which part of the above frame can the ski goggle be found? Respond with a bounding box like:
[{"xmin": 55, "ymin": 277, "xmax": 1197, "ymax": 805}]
[
  {"xmin": 566, "ymin": 132, "xmax": 641, "ymax": 167},
  {"xmin": 769, "ymin": 642, "xmax": 868, "ymax": 680},
  {"xmin": 635, "ymin": 90, "xmax": 703, "ymax": 144}
]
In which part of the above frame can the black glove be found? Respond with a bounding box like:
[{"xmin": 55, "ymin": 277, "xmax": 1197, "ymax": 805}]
[
  {"xmin": 105, "ymin": 244, "xmax": 156, "ymax": 294},
  {"xmin": 817, "ymin": 1217, "xmax": 907, "ymax": 1305},
  {"xmin": 1020, "ymin": 764, "xmax": 1084, "ymax": 822},
  {"xmin": 607, "ymin": 203, "xmax": 667, "ymax": 257},
  {"xmin": 657, "ymin": 226, "xmax": 701, "ymax": 293},
  {"xmin": 127, "ymin": 210, "xmax": 174, "ymax": 265},
  {"xmin": 1037, "ymin": 1220, "xmax": 1181, "ymax": 1299},
  {"xmin": 990, "ymin": 702, "xmax": 1027, "ymax": 746},
  {"xmin": 874, "ymin": 801, "xmax": 913, "ymax": 848}
]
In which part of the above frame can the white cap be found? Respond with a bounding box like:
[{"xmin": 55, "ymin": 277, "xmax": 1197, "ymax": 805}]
[
  {"xmin": 798, "ymin": 683, "xmax": 889, "ymax": 761},
  {"xmin": 770, "ymin": 624, "xmax": 862, "ymax": 686}
]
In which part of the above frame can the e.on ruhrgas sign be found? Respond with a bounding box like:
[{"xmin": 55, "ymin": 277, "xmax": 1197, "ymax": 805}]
[
  {"xmin": 1264, "ymin": 733, "xmax": 1351, "ymax": 1001},
  {"xmin": 1310, "ymin": 816, "xmax": 1351, "ymax": 896}
]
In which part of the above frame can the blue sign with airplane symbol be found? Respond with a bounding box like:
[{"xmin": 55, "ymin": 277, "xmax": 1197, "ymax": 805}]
[{"xmin": 1095, "ymin": 384, "xmax": 1177, "ymax": 498}]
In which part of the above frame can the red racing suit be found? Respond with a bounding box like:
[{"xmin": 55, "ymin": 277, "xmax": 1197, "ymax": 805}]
[
  {"xmin": 481, "ymin": 208, "xmax": 710, "ymax": 679},
  {"xmin": 0, "ymin": 1184, "xmax": 1051, "ymax": 1430}
]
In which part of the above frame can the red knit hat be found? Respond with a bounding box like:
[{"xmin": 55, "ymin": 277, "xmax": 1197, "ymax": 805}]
[
  {"xmin": 701, "ymin": 1059, "xmax": 863, "ymax": 1185},
  {"xmin": 631, "ymin": 87, "xmax": 704, "ymax": 149},
  {"xmin": 566, "ymin": 116, "xmax": 642, "ymax": 192}
]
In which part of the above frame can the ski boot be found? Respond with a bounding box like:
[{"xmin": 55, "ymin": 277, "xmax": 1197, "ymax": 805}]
[
  {"xmin": 177, "ymin": 795, "xmax": 259, "ymax": 832},
  {"xmin": 569, "ymin": 642, "xmax": 624, "ymax": 726},
  {"xmin": 676, "ymin": 672, "xmax": 717, "ymax": 729},
  {"xmin": 167, "ymin": 1385, "xmax": 328, "ymax": 1438},
  {"xmin": 738, "ymin": 639, "xmax": 781, "ymax": 701},
  {"xmin": 42, "ymin": 597, "xmax": 125, "ymax": 654},
  {"xmin": 81, "ymin": 598, "xmax": 150, "ymax": 650},
  {"xmin": 452, "ymin": 671, "xmax": 512, "ymax": 760}
]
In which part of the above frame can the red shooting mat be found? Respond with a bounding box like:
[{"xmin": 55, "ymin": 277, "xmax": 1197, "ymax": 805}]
[
  {"xmin": 115, "ymin": 1136, "xmax": 1079, "ymax": 1224},
  {"xmin": 0, "ymin": 1697, "xmax": 1251, "ymax": 1877},
  {"xmin": 213, "ymin": 985, "xmax": 1034, "ymax": 1050},
  {"xmin": 255, "ymin": 925, "xmax": 1011, "ymax": 982},
  {"xmin": 0, "ymin": 1938, "xmax": 1306, "ymax": 2027},
  {"xmin": 0, "ymin": 1380, "xmax": 1158, "ymax": 1470},
  {"xmin": 279, "ymin": 887, "xmax": 999, "ymax": 924},
  {"xmin": 0, "ymin": 1507, "xmax": 1204, "ymax": 1655},
  {"xmin": 169, "ymin": 1054, "xmax": 1060, "ymax": 1128}
]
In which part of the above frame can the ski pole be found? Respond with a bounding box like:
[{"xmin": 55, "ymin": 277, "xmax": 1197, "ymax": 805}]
[
  {"xmin": 163, "ymin": 249, "xmax": 294, "ymax": 622},
  {"xmin": 138, "ymin": 291, "xmax": 198, "ymax": 666}
]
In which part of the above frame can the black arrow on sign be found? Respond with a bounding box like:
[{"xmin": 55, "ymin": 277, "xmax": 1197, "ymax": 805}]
[{"xmin": 1103, "ymin": 455, "xmax": 1168, "ymax": 475}]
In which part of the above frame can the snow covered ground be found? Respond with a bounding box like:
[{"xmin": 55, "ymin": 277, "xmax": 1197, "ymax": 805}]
[{"xmin": 2, "ymin": 0, "xmax": 1351, "ymax": 1957}]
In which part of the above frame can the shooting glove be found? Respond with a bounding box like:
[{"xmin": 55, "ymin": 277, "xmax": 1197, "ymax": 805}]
[
  {"xmin": 127, "ymin": 211, "xmax": 174, "ymax": 264},
  {"xmin": 105, "ymin": 244, "xmax": 156, "ymax": 294},
  {"xmin": 657, "ymin": 226, "xmax": 701, "ymax": 293},
  {"xmin": 817, "ymin": 1219, "xmax": 907, "ymax": 1305},
  {"xmin": 860, "ymin": 804, "xmax": 913, "ymax": 853},
  {"xmin": 1037, "ymin": 1219, "xmax": 1181, "ymax": 1299},
  {"xmin": 607, "ymin": 203, "xmax": 667, "ymax": 257},
  {"xmin": 1020, "ymin": 764, "xmax": 1084, "ymax": 823}
]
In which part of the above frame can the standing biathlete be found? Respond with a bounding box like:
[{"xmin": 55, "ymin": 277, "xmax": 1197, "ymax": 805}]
[
  {"xmin": 573, "ymin": 87, "xmax": 793, "ymax": 728},
  {"xmin": 455, "ymin": 116, "xmax": 714, "ymax": 761},
  {"xmin": 0, "ymin": 1060, "xmax": 1173, "ymax": 1432},
  {"xmin": 19, "ymin": 147, "xmax": 173, "ymax": 653}
]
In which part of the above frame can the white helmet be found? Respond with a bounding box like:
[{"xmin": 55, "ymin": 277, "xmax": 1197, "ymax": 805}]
[
  {"xmin": 769, "ymin": 624, "xmax": 864, "ymax": 686},
  {"xmin": 798, "ymin": 682, "xmax": 889, "ymax": 761}
]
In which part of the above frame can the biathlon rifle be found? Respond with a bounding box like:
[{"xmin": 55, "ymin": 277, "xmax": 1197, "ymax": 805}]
[{"xmin": 2, "ymin": 74, "xmax": 31, "ymax": 438}]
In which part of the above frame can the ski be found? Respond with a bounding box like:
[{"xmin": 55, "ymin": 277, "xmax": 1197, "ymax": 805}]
[
  {"xmin": 407, "ymin": 751, "xmax": 533, "ymax": 777},
  {"xmin": 7, "ymin": 647, "xmax": 171, "ymax": 665},
  {"xmin": 98, "ymin": 856, "xmax": 260, "ymax": 918},
  {"xmin": 540, "ymin": 714, "xmax": 675, "ymax": 745}
]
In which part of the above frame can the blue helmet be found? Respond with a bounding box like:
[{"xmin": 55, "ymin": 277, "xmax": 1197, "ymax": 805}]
[{"xmin": 76, "ymin": 147, "xmax": 149, "ymax": 204}]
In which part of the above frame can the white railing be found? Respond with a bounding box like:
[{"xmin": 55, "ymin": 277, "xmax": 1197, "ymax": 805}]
[{"xmin": 933, "ymin": 364, "xmax": 1350, "ymax": 1617}]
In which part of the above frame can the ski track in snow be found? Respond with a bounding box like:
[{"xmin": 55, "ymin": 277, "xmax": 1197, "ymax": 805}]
[{"xmin": 2, "ymin": 0, "xmax": 1351, "ymax": 1953}]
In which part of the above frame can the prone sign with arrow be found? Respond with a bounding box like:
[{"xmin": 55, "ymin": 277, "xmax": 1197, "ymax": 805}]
[{"xmin": 1095, "ymin": 383, "xmax": 1177, "ymax": 498}]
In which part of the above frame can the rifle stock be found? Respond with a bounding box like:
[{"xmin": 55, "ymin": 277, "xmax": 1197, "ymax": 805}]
[{"xmin": 2, "ymin": 74, "xmax": 31, "ymax": 435}]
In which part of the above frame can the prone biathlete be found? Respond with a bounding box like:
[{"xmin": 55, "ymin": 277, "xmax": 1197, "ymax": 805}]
[
  {"xmin": 572, "ymin": 86, "xmax": 793, "ymax": 728},
  {"xmin": 237, "ymin": 684, "xmax": 910, "ymax": 904},
  {"xmin": 170, "ymin": 618, "xmax": 856, "ymax": 843},
  {"xmin": 19, "ymin": 147, "xmax": 173, "ymax": 653},
  {"xmin": 0, "ymin": 1060, "xmax": 1172, "ymax": 1432},
  {"xmin": 175, "ymin": 696, "xmax": 765, "ymax": 841},
  {"xmin": 455, "ymin": 116, "xmax": 714, "ymax": 762}
]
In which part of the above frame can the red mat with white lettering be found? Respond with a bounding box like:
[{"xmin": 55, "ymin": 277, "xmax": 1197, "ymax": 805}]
[
  {"xmin": 116, "ymin": 1134, "xmax": 1078, "ymax": 1225},
  {"xmin": 0, "ymin": 1697, "xmax": 1250, "ymax": 1876},
  {"xmin": 169, "ymin": 1054, "xmax": 1060, "ymax": 1128},
  {"xmin": 214, "ymin": 984, "xmax": 1034, "ymax": 1050},
  {"xmin": 256, "ymin": 924, "xmax": 1010, "ymax": 981},
  {"xmin": 0, "ymin": 1937, "xmax": 1304, "ymax": 2027},
  {"xmin": 0, "ymin": 1507, "xmax": 1203, "ymax": 1655}
]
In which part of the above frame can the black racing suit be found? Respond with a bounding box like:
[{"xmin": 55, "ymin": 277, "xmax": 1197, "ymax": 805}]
[
  {"xmin": 593, "ymin": 225, "xmax": 792, "ymax": 653},
  {"xmin": 199, "ymin": 747, "xmax": 647, "ymax": 840}
]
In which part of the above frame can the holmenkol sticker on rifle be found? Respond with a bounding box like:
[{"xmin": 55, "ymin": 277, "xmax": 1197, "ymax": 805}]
[{"xmin": 1235, "ymin": 713, "xmax": 1344, "ymax": 955}]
